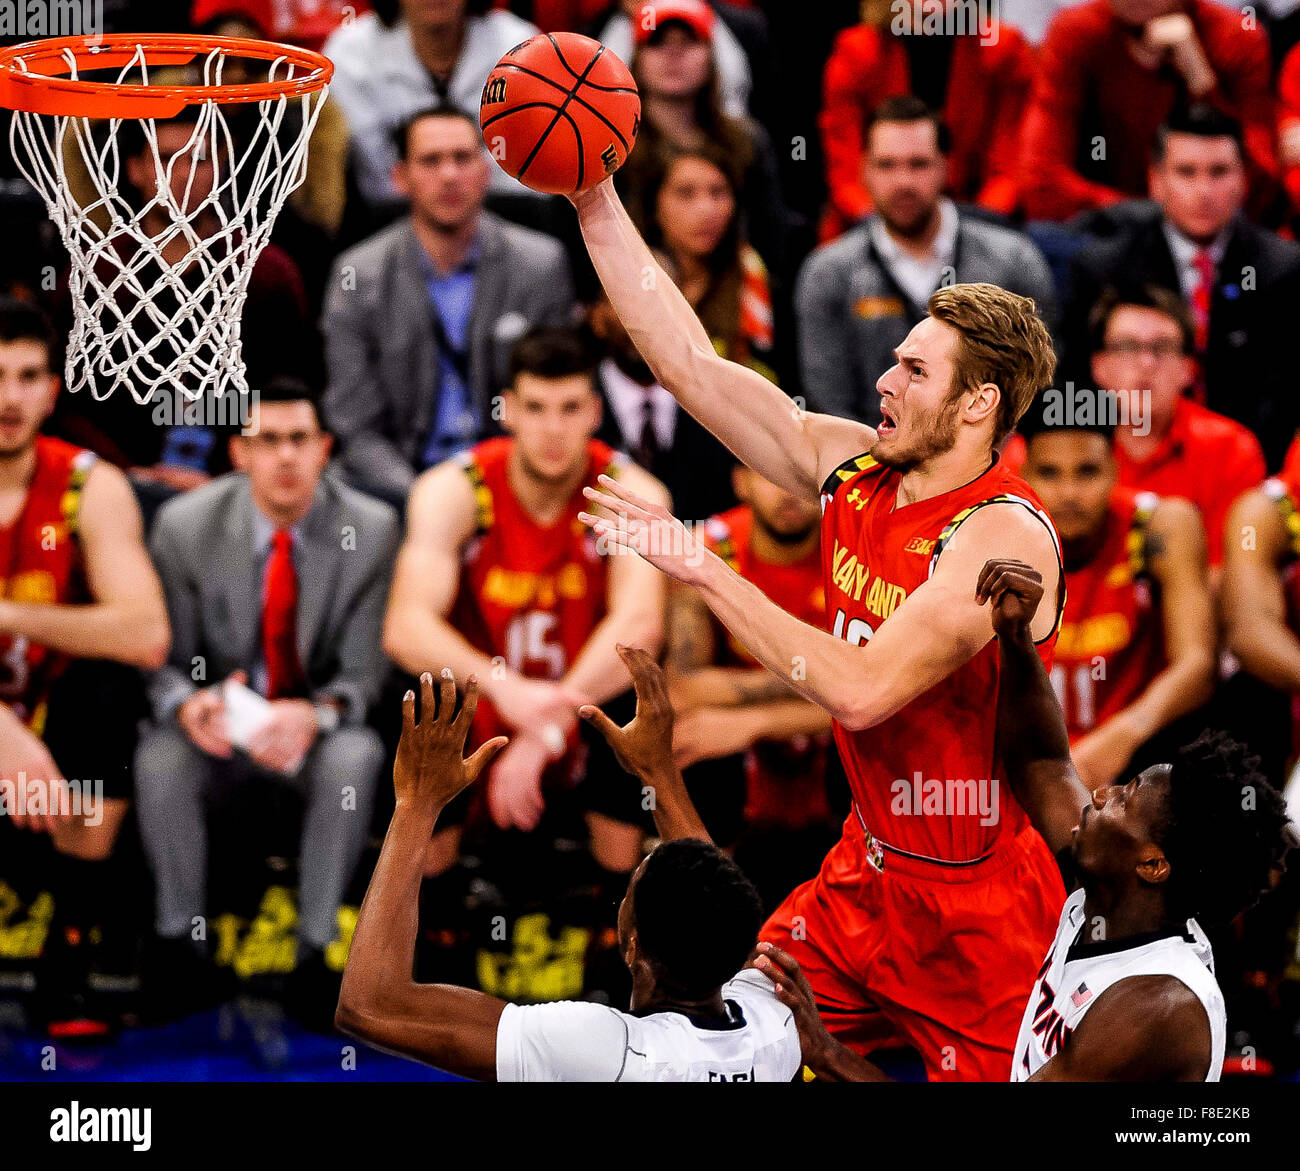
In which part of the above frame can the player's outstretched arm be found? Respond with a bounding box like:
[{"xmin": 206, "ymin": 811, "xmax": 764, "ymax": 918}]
[
  {"xmin": 570, "ymin": 180, "xmax": 875, "ymax": 500},
  {"xmin": 336, "ymin": 671, "xmax": 509, "ymax": 1080},
  {"xmin": 979, "ymin": 557, "xmax": 1090, "ymax": 861},
  {"xmin": 1028, "ymin": 975, "xmax": 1213, "ymax": 1081},
  {"xmin": 579, "ymin": 644, "xmax": 711, "ymax": 844},
  {"xmin": 582, "ymin": 483, "xmax": 1063, "ymax": 730}
]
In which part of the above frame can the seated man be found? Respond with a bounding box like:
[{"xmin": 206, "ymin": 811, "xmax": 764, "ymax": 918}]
[
  {"xmin": 1005, "ymin": 284, "xmax": 1266, "ymax": 585},
  {"xmin": 0, "ymin": 299, "xmax": 170, "ymax": 1032},
  {"xmin": 1019, "ymin": 408, "xmax": 1216, "ymax": 790},
  {"xmin": 759, "ymin": 558, "xmax": 1293, "ymax": 1082},
  {"xmin": 135, "ymin": 378, "xmax": 398, "ymax": 1023},
  {"xmin": 336, "ymin": 646, "xmax": 802, "ymax": 1081},
  {"xmin": 796, "ymin": 96, "xmax": 1055, "ymax": 427},
  {"xmin": 322, "ymin": 108, "xmax": 575, "ymax": 507},
  {"xmin": 381, "ymin": 326, "xmax": 665, "ymax": 886}
]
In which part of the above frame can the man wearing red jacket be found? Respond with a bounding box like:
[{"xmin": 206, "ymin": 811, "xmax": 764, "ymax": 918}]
[
  {"xmin": 1019, "ymin": 0, "xmax": 1278, "ymax": 222},
  {"xmin": 817, "ymin": 9, "xmax": 1034, "ymax": 240}
]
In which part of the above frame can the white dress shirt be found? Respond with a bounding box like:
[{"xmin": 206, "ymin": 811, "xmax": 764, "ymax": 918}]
[
  {"xmin": 601, "ymin": 358, "xmax": 678, "ymax": 454},
  {"xmin": 868, "ymin": 198, "xmax": 960, "ymax": 312}
]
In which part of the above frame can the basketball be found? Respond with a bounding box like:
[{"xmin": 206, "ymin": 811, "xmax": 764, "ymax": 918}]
[{"xmin": 479, "ymin": 32, "xmax": 640, "ymax": 196}]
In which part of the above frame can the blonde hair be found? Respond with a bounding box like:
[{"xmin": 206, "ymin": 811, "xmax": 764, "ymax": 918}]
[{"xmin": 927, "ymin": 283, "xmax": 1056, "ymax": 446}]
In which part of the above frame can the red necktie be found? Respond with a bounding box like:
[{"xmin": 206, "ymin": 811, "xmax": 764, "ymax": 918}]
[
  {"xmin": 1190, "ymin": 248, "xmax": 1214, "ymax": 403},
  {"xmin": 263, "ymin": 529, "xmax": 304, "ymax": 699}
]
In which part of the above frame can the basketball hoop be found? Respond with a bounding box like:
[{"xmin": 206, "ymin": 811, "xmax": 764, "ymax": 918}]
[{"xmin": 0, "ymin": 35, "xmax": 333, "ymax": 403}]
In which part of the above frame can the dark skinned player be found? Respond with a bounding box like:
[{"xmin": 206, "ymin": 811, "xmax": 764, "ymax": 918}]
[
  {"xmin": 756, "ymin": 557, "xmax": 1294, "ymax": 1081},
  {"xmin": 335, "ymin": 649, "xmax": 800, "ymax": 1082}
]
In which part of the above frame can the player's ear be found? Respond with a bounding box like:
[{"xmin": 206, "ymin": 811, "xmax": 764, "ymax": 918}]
[
  {"xmin": 229, "ymin": 434, "xmax": 247, "ymax": 471},
  {"xmin": 967, "ymin": 381, "xmax": 1000, "ymax": 426}
]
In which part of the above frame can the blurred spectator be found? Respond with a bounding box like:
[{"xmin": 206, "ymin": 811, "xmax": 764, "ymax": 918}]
[
  {"xmin": 0, "ymin": 300, "xmax": 169, "ymax": 1032},
  {"xmin": 592, "ymin": 0, "xmax": 760, "ymax": 118},
  {"xmin": 1019, "ymin": 0, "xmax": 1278, "ymax": 222},
  {"xmin": 817, "ymin": 0, "xmax": 1033, "ymax": 240},
  {"xmin": 322, "ymin": 0, "xmax": 540, "ymax": 214},
  {"xmin": 642, "ymin": 146, "xmax": 776, "ymax": 381},
  {"xmin": 1064, "ymin": 106, "xmax": 1300, "ymax": 469},
  {"xmin": 49, "ymin": 108, "xmax": 311, "ymax": 501},
  {"xmin": 795, "ymin": 97, "xmax": 1055, "ymax": 426},
  {"xmin": 666, "ymin": 466, "xmax": 838, "ymax": 910},
  {"xmin": 1223, "ymin": 442, "xmax": 1300, "ymax": 760},
  {"xmin": 1277, "ymin": 39, "xmax": 1300, "ymax": 218},
  {"xmin": 589, "ymin": 287, "xmax": 737, "ymax": 523},
  {"xmin": 380, "ymin": 326, "xmax": 665, "ymax": 877},
  {"xmin": 136, "ymin": 380, "xmax": 396, "ymax": 1024},
  {"xmin": 190, "ymin": 0, "xmax": 371, "ymax": 49},
  {"xmin": 322, "ymin": 108, "xmax": 574, "ymax": 506},
  {"xmin": 617, "ymin": 2, "xmax": 789, "ymax": 273},
  {"xmin": 1006, "ymin": 286, "xmax": 1265, "ymax": 577},
  {"xmin": 190, "ymin": 2, "xmax": 352, "ymax": 242},
  {"xmin": 1019, "ymin": 410, "xmax": 1215, "ymax": 791}
]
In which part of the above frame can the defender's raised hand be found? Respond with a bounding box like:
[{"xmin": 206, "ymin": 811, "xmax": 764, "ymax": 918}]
[
  {"xmin": 394, "ymin": 670, "xmax": 508, "ymax": 814},
  {"xmin": 578, "ymin": 644, "xmax": 674, "ymax": 783},
  {"xmin": 976, "ymin": 558, "xmax": 1045, "ymax": 640}
]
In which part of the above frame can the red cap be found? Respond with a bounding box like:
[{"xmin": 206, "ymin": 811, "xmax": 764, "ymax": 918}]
[{"xmin": 633, "ymin": 0, "xmax": 715, "ymax": 46}]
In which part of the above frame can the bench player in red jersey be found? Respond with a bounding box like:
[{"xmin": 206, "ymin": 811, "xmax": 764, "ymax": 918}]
[
  {"xmin": 1018, "ymin": 411, "xmax": 1216, "ymax": 790},
  {"xmin": 569, "ymin": 177, "xmax": 1073, "ymax": 1079},
  {"xmin": 666, "ymin": 465, "xmax": 838, "ymax": 906},
  {"xmin": 383, "ymin": 326, "xmax": 668, "ymax": 880}
]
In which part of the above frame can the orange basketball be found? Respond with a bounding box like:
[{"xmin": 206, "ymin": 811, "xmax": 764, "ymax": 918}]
[{"xmin": 479, "ymin": 32, "xmax": 640, "ymax": 196}]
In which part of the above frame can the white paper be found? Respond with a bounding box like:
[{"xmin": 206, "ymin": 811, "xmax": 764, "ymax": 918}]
[{"xmin": 221, "ymin": 679, "xmax": 307, "ymax": 776}]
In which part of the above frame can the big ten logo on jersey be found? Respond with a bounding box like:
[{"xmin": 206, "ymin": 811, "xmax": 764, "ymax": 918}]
[{"xmin": 708, "ymin": 1068, "xmax": 755, "ymax": 1081}]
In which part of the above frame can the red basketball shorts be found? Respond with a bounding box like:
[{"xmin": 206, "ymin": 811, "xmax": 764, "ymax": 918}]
[{"xmin": 760, "ymin": 812, "xmax": 1065, "ymax": 1082}]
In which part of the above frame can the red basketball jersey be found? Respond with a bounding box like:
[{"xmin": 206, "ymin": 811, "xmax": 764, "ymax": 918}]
[
  {"xmin": 702, "ymin": 506, "xmax": 833, "ymax": 829},
  {"xmin": 1054, "ymin": 487, "xmax": 1166, "ymax": 742},
  {"xmin": 821, "ymin": 452, "xmax": 1063, "ymax": 863},
  {"xmin": 0, "ymin": 437, "xmax": 95, "ymax": 734},
  {"xmin": 452, "ymin": 437, "xmax": 623, "ymax": 750}
]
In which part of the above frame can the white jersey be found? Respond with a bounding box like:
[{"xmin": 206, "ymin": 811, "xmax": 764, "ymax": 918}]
[
  {"xmin": 495, "ymin": 969, "xmax": 800, "ymax": 1082},
  {"xmin": 1012, "ymin": 888, "xmax": 1226, "ymax": 1081}
]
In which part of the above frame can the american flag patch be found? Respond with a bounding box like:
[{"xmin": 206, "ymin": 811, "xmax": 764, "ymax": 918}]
[{"xmin": 1071, "ymin": 982, "xmax": 1092, "ymax": 1007}]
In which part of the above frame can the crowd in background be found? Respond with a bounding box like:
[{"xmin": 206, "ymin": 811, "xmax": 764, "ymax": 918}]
[{"xmin": 0, "ymin": 0, "xmax": 1299, "ymax": 1076}]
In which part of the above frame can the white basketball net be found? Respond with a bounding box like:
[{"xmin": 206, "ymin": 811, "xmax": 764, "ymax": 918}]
[{"xmin": 7, "ymin": 43, "xmax": 327, "ymax": 403}]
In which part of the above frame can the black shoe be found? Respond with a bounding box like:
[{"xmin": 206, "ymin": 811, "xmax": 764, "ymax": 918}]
[
  {"xmin": 139, "ymin": 935, "xmax": 233, "ymax": 1025},
  {"xmin": 284, "ymin": 949, "xmax": 341, "ymax": 1033},
  {"xmin": 30, "ymin": 923, "xmax": 117, "ymax": 1041}
]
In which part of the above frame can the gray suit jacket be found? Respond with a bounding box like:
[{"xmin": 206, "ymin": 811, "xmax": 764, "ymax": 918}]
[
  {"xmin": 795, "ymin": 214, "xmax": 1058, "ymax": 427},
  {"xmin": 146, "ymin": 471, "xmax": 400, "ymax": 727},
  {"xmin": 322, "ymin": 211, "xmax": 576, "ymax": 501}
]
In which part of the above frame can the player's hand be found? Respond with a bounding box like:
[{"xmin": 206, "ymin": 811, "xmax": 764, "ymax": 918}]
[
  {"xmin": 485, "ymin": 734, "xmax": 550, "ymax": 831},
  {"xmin": 975, "ymin": 557, "xmax": 1044, "ymax": 639},
  {"xmin": 395, "ymin": 670, "xmax": 508, "ymax": 816},
  {"xmin": 1142, "ymin": 14, "xmax": 1215, "ymax": 95},
  {"xmin": 672, "ymin": 706, "xmax": 757, "ymax": 769},
  {"xmin": 0, "ymin": 706, "xmax": 67, "ymax": 833},
  {"xmin": 247, "ymin": 699, "xmax": 318, "ymax": 775},
  {"xmin": 487, "ymin": 673, "xmax": 583, "ymax": 742},
  {"xmin": 579, "ymin": 645, "xmax": 675, "ymax": 782},
  {"xmin": 752, "ymin": 942, "xmax": 836, "ymax": 1072},
  {"xmin": 579, "ymin": 474, "xmax": 714, "ymax": 588},
  {"xmin": 177, "ymin": 673, "xmax": 241, "ymax": 759}
]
